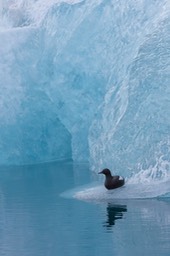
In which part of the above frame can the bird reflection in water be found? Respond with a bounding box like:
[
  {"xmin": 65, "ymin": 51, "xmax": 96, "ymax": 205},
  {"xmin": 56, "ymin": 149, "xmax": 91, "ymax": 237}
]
[{"xmin": 103, "ymin": 203, "xmax": 127, "ymax": 230}]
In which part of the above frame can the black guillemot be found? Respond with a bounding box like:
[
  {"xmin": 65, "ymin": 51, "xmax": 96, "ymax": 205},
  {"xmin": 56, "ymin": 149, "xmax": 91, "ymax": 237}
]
[{"xmin": 99, "ymin": 168, "xmax": 125, "ymax": 190}]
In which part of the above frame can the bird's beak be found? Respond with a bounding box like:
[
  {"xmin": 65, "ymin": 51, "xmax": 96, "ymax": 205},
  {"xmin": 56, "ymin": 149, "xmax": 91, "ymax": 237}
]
[{"xmin": 98, "ymin": 171, "xmax": 103, "ymax": 174}]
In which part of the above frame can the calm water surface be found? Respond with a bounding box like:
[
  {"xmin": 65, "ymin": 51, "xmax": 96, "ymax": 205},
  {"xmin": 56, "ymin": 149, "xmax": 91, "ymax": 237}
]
[{"xmin": 0, "ymin": 162, "xmax": 169, "ymax": 256}]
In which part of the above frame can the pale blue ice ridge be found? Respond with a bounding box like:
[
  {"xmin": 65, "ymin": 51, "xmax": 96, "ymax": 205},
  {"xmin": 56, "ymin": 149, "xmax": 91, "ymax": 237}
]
[{"xmin": 0, "ymin": 0, "xmax": 170, "ymax": 182}]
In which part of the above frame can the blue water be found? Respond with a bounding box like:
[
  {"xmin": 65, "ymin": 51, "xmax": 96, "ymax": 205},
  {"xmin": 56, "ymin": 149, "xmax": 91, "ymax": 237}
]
[{"xmin": 0, "ymin": 162, "xmax": 170, "ymax": 256}]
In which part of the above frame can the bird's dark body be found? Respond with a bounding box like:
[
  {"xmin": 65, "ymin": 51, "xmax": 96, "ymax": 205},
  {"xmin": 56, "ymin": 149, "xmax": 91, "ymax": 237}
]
[
  {"xmin": 99, "ymin": 168, "xmax": 125, "ymax": 190},
  {"xmin": 104, "ymin": 176, "xmax": 125, "ymax": 190}
]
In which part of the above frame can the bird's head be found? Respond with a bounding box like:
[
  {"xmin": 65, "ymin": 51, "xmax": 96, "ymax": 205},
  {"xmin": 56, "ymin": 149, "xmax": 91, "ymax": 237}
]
[{"xmin": 98, "ymin": 168, "xmax": 112, "ymax": 176}]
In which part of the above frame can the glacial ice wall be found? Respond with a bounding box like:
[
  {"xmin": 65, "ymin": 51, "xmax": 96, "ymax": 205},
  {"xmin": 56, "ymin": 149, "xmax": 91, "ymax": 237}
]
[
  {"xmin": 0, "ymin": 28, "xmax": 72, "ymax": 164},
  {"xmin": 0, "ymin": 0, "xmax": 170, "ymax": 179},
  {"xmin": 89, "ymin": 6, "xmax": 170, "ymax": 178}
]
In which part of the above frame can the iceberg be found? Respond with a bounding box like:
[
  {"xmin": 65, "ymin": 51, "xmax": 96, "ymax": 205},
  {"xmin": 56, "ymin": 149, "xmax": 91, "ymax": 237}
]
[{"xmin": 0, "ymin": 0, "xmax": 170, "ymax": 181}]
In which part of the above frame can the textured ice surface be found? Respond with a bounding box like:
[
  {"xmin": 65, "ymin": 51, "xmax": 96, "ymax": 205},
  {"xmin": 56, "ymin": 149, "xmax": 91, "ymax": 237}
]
[
  {"xmin": 61, "ymin": 176, "xmax": 170, "ymax": 201},
  {"xmin": 0, "ymin": 0, "xmax": 170, "ymax": 178}
]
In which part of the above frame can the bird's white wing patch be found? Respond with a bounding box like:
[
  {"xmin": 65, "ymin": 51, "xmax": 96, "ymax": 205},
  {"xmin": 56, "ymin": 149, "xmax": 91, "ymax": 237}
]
[{"xmin": 119, "ymin": 176, "xmax": 123, "ymax": 180}]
